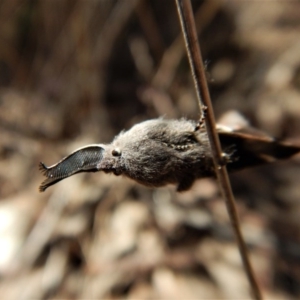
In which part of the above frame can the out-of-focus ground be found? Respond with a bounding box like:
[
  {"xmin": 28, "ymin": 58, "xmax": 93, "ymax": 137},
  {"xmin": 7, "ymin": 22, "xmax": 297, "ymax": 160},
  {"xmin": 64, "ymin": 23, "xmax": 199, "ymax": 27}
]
[{"xmin": 0, "ymin": 0, "xmax": 300, "ymax": 299}]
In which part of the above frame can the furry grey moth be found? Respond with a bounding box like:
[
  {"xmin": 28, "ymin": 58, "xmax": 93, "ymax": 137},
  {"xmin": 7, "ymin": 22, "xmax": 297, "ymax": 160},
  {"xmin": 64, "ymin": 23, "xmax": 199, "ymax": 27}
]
[{"xmin": 39, "ymin": 118, "xmax": 300, "ymax": 192}]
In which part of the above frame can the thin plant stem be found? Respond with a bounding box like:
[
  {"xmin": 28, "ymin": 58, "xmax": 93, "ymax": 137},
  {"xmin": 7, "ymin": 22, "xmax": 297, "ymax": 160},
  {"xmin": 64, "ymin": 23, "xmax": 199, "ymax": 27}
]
[{"xmin": 174, "ymin": 1, "xmax": 262, "ymax": 299}]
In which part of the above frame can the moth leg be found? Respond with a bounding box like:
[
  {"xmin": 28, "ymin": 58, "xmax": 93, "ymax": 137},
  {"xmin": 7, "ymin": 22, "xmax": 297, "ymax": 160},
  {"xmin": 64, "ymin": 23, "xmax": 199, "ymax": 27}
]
[
  {"xmin": 177, "ymin": 176, "xmax": 195, "ymax": 192},
  {"xmin": 195, "ymin": 105, "xmax": 207, "ymax": 131},
  {"xmin": 221, "ymin": 146, "xmax": 238, "ymax": 166}
]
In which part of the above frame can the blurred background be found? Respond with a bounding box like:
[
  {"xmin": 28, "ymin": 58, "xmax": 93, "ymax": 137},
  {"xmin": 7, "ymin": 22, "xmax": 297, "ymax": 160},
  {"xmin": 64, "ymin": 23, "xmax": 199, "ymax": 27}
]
[{"xmin": 0, "ymin": 0, "xmax": 300, "ymax": 298}]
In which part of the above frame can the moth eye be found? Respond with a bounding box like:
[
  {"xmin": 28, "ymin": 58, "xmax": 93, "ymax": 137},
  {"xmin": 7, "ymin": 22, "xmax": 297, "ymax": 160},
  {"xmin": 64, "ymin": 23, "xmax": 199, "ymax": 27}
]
[{"xmin": 112, "ymin": 148, "xmax": 122, "ymax": 156}]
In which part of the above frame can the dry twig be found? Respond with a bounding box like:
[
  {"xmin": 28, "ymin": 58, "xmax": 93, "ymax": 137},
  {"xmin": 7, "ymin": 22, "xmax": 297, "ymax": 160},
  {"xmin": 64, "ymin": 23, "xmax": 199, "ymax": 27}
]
[{"xmin": 174, "ymin": 0, "xmax": 262, "ymax": 299}]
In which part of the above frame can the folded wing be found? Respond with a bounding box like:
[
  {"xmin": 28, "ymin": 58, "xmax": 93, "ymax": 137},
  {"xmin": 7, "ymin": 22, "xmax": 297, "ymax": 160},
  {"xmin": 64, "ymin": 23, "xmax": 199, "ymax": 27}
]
[{"xmin": 218, "ymin": 126, "xmax": 300, "ymax": 171}]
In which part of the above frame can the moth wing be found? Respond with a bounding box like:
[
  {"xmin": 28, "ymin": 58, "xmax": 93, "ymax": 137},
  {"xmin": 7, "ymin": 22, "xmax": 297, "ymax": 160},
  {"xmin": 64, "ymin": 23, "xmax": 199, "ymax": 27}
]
[
  {"xmin": 39, "ymin": 145, "xmax": 105, "ymax": 192},
  {"xmin": 217, "ymin": 126, "xmax": 300, "ymax": 170}
]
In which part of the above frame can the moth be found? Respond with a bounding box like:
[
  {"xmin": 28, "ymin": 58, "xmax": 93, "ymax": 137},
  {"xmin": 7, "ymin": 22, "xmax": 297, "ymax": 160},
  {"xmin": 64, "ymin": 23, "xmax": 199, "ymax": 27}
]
[{"xmin": 39, "ymin": 117, "xmax": 300, "ymax": 192}]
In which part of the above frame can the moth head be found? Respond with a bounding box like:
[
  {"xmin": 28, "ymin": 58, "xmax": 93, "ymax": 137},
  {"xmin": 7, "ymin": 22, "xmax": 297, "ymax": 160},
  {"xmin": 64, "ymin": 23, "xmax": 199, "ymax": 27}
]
[
  {"xmin": 97, "ymin": 145, "xmax": 123, "ymax": 175},
  {"xmin": 112, "ymin": 147, "xmax": 122, "ymax": 157}
]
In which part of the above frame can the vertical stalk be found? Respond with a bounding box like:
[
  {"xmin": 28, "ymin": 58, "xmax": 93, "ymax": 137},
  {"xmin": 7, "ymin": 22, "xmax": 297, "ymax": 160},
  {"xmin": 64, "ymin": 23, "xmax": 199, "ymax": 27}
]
[{"xmin": 174, "ymin": 1, "xmax": 262, "ymax": 299}]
